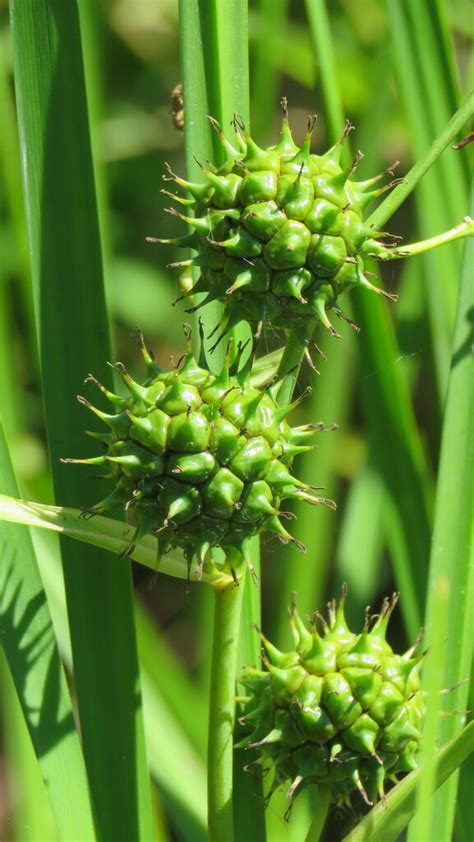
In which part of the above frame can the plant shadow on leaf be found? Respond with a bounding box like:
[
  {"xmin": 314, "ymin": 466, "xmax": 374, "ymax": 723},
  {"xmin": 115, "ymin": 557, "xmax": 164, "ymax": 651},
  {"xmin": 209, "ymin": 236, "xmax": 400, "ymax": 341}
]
[
  {"xmin": 0, "ymin": 545, "xmax": 76, "ymax": 755},
  {"xmin": 451, "ymin": 304, "xmax": 474, "ymax": 369}
]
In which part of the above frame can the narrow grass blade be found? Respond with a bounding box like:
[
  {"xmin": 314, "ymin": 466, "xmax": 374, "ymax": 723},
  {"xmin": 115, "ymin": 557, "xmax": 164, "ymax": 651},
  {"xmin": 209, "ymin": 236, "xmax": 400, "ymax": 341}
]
[
  {"xmin": 135, "ymin": 601, "xmax": 208, "ymax": 758},
  {"xmin": 0, "ymin": 262, "xmax": 21, "ymax": 437},
  {"xmin": 336, "ymin": 463, "xmax": 384, "ymax": 611},
  {"xmin": 366, "ymin": 89, "xmax": 474, "ymax": 231},
  {"xmin": 385, "ymin": 0, "xmax": 471, "ymax": 398},
  {"xmin": 305, "ymin": 785, "xmax": 331, "ymax": 842},
  {"xmin": 413, "ymin": 187, "xmax": 474, "ymax": 840},
  {"xmin": 409, "ymin": 574, "xmax": 449, "ymax": 841},
  {"xmin": 0, "ymin": 423, "xmax": 96, "ymax": 841},
  {"xmin": 10, "ymin": 3, "xmax": 154, "ymax": 837},
  {"xmin": 342, "ymin": 721, "xmax": 474, "ymax": 842},
  {"xmin": 305, "ymin": 0, "xmax": 346, "ymax": 142},
  {"xmin": 3, "ymin": 655, "xmax": 57, "ymax": 842},
  {"xmin": 0, "ymin": 33, "xmax": 36, "ymax": 360},
  {"xmin": 455, "ymin": 676, "xmax": 474, "ymax": 841},
  {"xmin": 353, "ymin": 291, "xmax": 431, "ymax": 623},
  {"xmin": 251, "ymin": 0, "xmax": 288, "ymax": 142},
  {"xmin": 382, "ymin": 494, "xmax": 423, "ymax": 642},
  {"xmin": 142, "ymin": 672, "xmax": 208, "ymax": 842},
  {"xmin": 32, "ymin": 525, "xmax": 208, "ymax": 842},
  {"xmin": 273, "ymin": 329, "xmax": 356, "ymax": 644}
]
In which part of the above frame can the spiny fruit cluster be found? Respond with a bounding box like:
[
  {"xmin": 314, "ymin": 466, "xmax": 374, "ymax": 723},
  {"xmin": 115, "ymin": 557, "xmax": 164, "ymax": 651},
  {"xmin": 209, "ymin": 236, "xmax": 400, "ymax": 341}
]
[
  {"xmin": 237, "ymin": 590, "xmax": 424, "ymax": 807},
  {"xmin": 151, "ymin": 99, "xmax": 404, "ymax": 346},
  {"xmin": 64, "ymin": 332, "xmax": 335, "ymax": 578}
]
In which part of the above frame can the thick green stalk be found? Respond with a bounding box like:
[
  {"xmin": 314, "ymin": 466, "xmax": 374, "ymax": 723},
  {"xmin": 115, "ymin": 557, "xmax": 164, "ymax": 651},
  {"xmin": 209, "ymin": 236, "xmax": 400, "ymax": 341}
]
[
  {"xmin": 208, "ymin": 579, "xmax": 245, "ymax": 842},
  {"xmin": 179, "ymin": 4, "xmax": 265, "ymax": 837},
  {"xmin": 179, "ymin": 0, "xmax": 250, "ymax": 369}
]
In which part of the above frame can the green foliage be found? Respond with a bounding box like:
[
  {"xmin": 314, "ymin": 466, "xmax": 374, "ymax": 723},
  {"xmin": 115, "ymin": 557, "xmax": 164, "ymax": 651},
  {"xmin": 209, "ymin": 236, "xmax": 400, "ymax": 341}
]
[{"xmin": 0, "ymin": 0, "xmax": 472, "ymax": 840}]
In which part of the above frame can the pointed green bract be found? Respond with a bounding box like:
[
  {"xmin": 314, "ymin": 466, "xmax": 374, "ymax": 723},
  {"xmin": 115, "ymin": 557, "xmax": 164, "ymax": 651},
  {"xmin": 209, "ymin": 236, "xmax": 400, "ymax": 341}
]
[
  {"xmin": 237, "ymin": 590, "xmax": 425, "ymax": 808},
  {"xmin": 66, "ymin": 333, "xmax": 334, "ymax": 580}
]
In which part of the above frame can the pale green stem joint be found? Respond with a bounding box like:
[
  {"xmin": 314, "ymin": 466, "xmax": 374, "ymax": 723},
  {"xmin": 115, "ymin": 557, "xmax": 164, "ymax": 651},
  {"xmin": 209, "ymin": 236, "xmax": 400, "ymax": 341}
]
[{"xmin": 380, "ymin": 216, "xmax": 474, "ymax": 261}]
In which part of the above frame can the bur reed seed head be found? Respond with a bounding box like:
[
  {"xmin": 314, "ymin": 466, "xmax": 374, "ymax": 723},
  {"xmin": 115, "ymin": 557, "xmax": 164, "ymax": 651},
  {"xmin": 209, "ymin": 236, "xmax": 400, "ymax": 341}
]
[
  {"xmin": 237, "ymin": 590, "xmax": 425, "ymax": 809},
  {"xmin": 151, "ymin": 101, "xmax": 406, "ymax": 347},
  {"xmin": 64, "ymin": 331, "xmax": 335, "ymax": 581}
]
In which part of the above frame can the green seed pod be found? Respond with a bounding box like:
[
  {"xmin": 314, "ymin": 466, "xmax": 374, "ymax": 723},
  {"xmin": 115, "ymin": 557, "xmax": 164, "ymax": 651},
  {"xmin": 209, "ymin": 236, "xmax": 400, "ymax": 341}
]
[
  {"xmin": 64, "ymin": 332, "xmax": 334, "ymax": 580},
  {"xmin": 237, "ymin": 590, "xmax": 425, "ymax": 808},
  {"xmin": 152, "ymin": 101, "xmax": 411, "ymax": 345}
]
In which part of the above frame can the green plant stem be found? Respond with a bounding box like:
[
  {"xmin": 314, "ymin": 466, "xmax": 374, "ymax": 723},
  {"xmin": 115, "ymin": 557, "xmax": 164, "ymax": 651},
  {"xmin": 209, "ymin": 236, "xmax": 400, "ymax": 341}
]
[
  {"xmin": 208, "ymin": 578, "xmax": 245, "ymax": 842},
  {"xmin": 305, "ymin": 784, "xmax": 331, "ymax": 842},
  {"xmin": 367, "ymin": 88, "xmax": 474, "ymax": 230},
  {"xmin": 179, "ymin": 5, "xmax": 265, "ymax": 837}
]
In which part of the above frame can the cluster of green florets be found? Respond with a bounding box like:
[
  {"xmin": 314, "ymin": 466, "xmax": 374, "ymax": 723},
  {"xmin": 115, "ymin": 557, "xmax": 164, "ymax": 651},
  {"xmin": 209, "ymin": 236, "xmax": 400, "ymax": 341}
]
[
  {"xmin": 237, "ymin": 590, "xmax": 425, "ymax": 808},
  {"xmin": 151, "ymin": 99, "xmax": 403, "ymax": 346},
  {"xmin": 64, "ymin": 332, "xmax": 335, "ymax": 578}
]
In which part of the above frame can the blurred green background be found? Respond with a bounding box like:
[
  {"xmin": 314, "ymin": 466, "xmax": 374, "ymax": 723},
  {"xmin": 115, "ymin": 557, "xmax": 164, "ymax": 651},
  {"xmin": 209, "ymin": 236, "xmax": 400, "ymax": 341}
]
[{"xmin": 0, "ymin": 0, "xmax": 472, "ymax": 838}]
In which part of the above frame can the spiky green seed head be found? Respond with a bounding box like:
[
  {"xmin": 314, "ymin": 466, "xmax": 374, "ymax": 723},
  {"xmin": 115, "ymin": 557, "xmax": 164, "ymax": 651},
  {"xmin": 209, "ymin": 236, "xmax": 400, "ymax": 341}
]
[
  {"xmin": 64, "ymin": 333, "xmax": 335, "ymax": 579},
  {"xmin": 153, "ymin": 101, "xmax": 404, "ymax": 346},
  {"xmin": 237, "ymin": 590, "xmax": 425, "ymax": 807}
]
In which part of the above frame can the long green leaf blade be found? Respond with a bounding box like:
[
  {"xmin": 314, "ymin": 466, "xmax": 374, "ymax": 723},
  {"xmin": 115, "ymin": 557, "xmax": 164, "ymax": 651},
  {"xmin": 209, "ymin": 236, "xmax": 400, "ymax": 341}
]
[
  {"xmin": 385, "ymin": 0, "xmax": 470, "ymax": 399},
  {"xmin": 32, "ymin": 526, "xmax": 208, "ymax": 842},
  {"xmin": 410, "ymin": 185, "xmax": 474, "ymax": 841},
  {"xmin": 0, "ymin": 423, "xmax": 96, "ymax": 841},
  {"xmin": 9, "ymin": 3, "xmax": 154, "ymax": 839}
]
